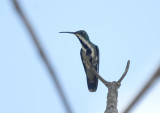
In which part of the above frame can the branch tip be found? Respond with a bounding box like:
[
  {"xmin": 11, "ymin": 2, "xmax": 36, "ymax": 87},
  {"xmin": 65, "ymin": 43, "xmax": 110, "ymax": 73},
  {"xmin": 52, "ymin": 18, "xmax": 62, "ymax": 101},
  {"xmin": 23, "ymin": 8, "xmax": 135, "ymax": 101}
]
[{"xmin": 118, "ymin": 60, "xmax": 130, "ymax": 83}]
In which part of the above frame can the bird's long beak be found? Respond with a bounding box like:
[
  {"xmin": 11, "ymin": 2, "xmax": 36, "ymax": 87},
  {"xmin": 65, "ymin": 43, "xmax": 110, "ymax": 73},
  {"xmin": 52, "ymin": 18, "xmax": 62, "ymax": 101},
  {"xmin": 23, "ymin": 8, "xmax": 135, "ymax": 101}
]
[{"xmin": 59, "ymin": 31, "xmax": 76, "ymax": 34}]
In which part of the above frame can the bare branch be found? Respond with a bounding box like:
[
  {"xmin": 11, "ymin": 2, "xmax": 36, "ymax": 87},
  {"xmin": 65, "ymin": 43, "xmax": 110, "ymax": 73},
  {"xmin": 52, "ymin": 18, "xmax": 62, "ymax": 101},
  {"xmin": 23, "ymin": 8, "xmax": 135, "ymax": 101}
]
[
  {"xmin": 118, "ymin": 60, "xmax": 130, "ymax": 84},
  {"xmin": 123, "ymin": 64, "xmax": 160, "ymax": 113},
  {"xmin": 89, "ymin": 68, "xmax": 109, "ymax": 86},
  {"xmin": 12, "ymin": 0, "xmax": 73, "ymax": 113},
  {"xmin": 105, "ymin": 82, "xmax": 119, "ymax": 113}
]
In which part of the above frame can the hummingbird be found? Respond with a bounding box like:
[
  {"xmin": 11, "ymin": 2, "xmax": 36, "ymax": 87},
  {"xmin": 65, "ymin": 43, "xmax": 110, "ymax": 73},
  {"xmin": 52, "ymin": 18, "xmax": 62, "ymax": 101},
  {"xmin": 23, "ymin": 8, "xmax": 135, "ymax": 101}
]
[{"xmin": 60, "ymin": 30, "xmax": 99, "ymax": 92}]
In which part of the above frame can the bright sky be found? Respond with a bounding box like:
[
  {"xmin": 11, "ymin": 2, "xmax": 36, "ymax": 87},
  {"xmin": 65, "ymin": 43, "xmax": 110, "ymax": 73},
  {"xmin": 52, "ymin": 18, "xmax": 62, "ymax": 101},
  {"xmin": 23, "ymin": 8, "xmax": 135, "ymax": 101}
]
[{"xmin": 0, "ymin": 0, "xmax": 160, "ymax": 113}]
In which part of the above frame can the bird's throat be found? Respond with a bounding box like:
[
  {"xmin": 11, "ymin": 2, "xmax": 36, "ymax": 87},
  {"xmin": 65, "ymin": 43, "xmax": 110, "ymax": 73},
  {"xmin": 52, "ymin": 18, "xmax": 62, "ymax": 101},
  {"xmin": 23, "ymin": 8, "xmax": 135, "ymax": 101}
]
[{"xmin": 76, "ymin": 34, "xmax": 94, "ymax": 58}]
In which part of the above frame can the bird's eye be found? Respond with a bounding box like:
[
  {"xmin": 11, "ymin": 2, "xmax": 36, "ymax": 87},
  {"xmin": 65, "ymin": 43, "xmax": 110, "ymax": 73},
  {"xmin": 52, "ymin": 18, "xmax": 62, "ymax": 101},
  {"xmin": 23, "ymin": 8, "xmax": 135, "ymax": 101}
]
[{"xmin": 81, "ymin": 31, "xmax": 85, "ymax": 35}]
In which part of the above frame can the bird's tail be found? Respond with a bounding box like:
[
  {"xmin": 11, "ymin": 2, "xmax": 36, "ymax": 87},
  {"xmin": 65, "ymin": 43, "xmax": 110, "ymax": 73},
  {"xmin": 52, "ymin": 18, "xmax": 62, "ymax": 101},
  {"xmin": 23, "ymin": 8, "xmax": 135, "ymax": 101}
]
[{"xmin": 87, "ymin": 75, "xmax": 98, "ymax": 92}]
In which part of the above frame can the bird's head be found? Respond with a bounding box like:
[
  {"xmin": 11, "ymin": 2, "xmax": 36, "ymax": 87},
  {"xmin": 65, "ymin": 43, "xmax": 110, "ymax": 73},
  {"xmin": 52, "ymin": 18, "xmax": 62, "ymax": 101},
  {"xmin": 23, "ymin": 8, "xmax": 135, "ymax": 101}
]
[{"xmin": 60, "ymin": 30, "xmax": 90, "ymax": 41}]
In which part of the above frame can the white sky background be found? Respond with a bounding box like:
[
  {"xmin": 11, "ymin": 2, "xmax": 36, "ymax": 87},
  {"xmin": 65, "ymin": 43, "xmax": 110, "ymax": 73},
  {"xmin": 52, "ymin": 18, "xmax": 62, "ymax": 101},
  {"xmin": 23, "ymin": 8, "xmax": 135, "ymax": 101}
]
[{"xmin": 0, "ymin": 0, "xmax": 160, "ymax": 113}]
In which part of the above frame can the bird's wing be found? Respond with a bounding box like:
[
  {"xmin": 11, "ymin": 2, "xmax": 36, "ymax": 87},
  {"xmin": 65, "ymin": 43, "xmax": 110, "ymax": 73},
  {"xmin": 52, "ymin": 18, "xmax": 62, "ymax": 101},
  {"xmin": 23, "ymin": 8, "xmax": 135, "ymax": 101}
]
[
  {"xmin": 95, "ymin": 45, "xmax": 99, "ymax": 73},
  {"xmin": 80, "ymin": 49, "xmax": 87, "ymax": 74}
]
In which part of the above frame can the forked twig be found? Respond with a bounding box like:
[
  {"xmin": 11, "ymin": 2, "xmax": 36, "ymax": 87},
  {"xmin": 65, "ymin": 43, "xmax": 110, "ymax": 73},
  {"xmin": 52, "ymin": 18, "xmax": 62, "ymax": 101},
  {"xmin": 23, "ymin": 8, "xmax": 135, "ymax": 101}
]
[
  {"xmin": 90, "ymin": 60, "xmax": 130, "ymax": 113},
  {"xmin": 90, "ymin": 60, "xmax": 130, "ymax": 87}
]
